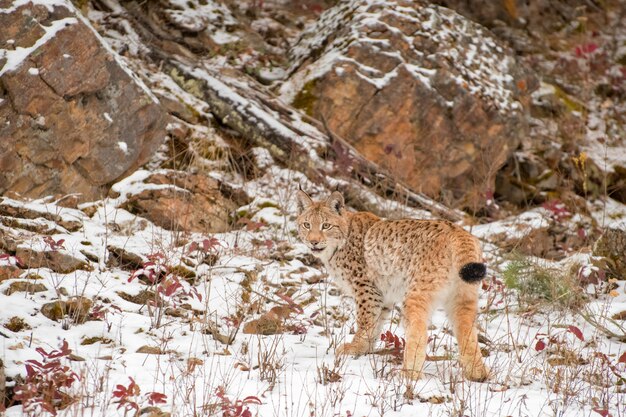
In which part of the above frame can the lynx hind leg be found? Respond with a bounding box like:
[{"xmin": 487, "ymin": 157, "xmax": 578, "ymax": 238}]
[
  {"xmin": 336, "ymin": 285, "xmax": 387, "ymax": 356},
  {"xmin": 402, "ymin": 289, "xmax": 436, "ymax": 380},
  {"xmin": 446, "ymin": 283, "xmax": 490, "ymax": 382}
]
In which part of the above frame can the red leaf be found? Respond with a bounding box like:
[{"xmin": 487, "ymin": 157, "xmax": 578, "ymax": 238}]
[
  {"xmin": 535, "ymin": 339, "xmax": 546, "ymax": 352},
  {"xmin": 242, "ymin": 396, "xmax": 262, "ymax": 405},
  {"xmin": 618, "ymin": 351, "xmax": 626, "ymax": 364},
  {"xmin": 568, "ymin": 325, "xmax": 585, "ymax": 341},
  {"xmin": 187, "ymin": 242, "xmax": 199, "ymax": 254},
  {"xmin": 147, "ymin": 391, "xmax": 167, "ymax": 405}
]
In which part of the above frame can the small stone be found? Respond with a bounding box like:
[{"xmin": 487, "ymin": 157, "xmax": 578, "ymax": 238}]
[
  {"xmin": 16, "ymin": 247, "xmax": 92, "ymax": 274},
  {"xmin": 4, "ymin": 281, "xmax": 47, "ymax": 295},
  {"xmin": 107, "ymin": 245, "xmax": 145, "ymax": 271},
  {"xmin": 0, "ymin": 265, "xmax": 22, "ymax": 282},
  {"xmin": 117, "ymin": 290, "xmax": 155, "ymax": 305},
  {"xmin": 41, "ymin": 296, "xmax": 92, "ymax": 323},
  {"xmin": 138, "ymin": 406, "xmax": 171, "ymax": 417}
]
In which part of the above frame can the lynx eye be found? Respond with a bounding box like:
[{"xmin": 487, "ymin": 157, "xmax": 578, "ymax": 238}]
[
  {"xmin": 302, "ymin": 222, "xmax": 311, "ymax": 230},
  {"xmin": 322, "ymin": 223, "xmax": 332, "ymax": 230}
]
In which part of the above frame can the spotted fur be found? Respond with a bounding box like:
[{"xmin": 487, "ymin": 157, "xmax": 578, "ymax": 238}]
[{"xmin": 296, "ymin": 190, "xmax": 489, "ymax": 381}]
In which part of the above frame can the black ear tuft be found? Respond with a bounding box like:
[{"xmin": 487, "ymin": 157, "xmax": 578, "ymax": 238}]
[
  {"xmin": 326, "ymin": 191, "xmax": 345, "ymax": 214},
  {"xmin": 296, "ymin": 189, "xmax": 314, "ymax": 214}
]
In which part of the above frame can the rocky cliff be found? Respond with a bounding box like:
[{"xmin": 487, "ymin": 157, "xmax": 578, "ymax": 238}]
[{"xmin": 0, "ymin": 0, "xmax": 168, "ymax": 201}]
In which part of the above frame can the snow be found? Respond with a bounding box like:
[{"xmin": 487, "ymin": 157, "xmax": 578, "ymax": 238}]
[
  {"xmin": 117, "ymin": 141, "xmax": 128, "ymax": 154},
  {"xmin": 2, "ymin": 159, "xmax": 625, "ymax": 416}
]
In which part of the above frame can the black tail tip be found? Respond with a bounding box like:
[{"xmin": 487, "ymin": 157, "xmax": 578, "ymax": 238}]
[{"xmin": 459, "ymin": 262, "xmax": 487, "ymax": 283}]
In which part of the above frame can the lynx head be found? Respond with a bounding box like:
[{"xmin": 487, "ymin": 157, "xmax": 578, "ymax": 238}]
[{"xmin": 295, "ymin": 189, "xmax": 349, "ymax": 258}]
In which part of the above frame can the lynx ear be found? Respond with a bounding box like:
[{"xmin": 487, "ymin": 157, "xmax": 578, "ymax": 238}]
[
  {"xmin": 296, "ymin": 189, "xmax": 314, "ymax": 214},
  {"xmin": 326, "ymin": 191, "xmax": 345, "ymax": 214}
]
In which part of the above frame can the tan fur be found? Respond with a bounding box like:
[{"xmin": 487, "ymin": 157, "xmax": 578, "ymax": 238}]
[{"xmin": 296, "ymin": 190, "xmax": 489, "ymax": 381}]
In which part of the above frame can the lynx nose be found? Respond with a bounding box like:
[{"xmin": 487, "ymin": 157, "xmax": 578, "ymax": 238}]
[{"xmin": 310, "ymin": 239, "xmax": 320, "ymax": 247}]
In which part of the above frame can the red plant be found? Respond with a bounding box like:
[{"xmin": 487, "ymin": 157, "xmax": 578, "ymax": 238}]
[
  {"xmin": 534, "ymin": 325, "xmax": 585, "ymax": 352},
  {"xmin": 13, "ymin": 340, "xmax": 79, "ymax": 416},
  {"xmin": 188, "ymin": 237, "xmax": 223, "ymax": 254},
  {"xmin": 541, "ymin": 200, "xmax": 571, "ymax": 222},
  {"xmin": 42, "ymin": 236, "xmax": 65, "ymax": 251},
  {"xmin": 380, "ymin": 330, "xmax": 405, "ymax": 358},
  {"xmin": 574, "ymin": 42, "xmax": 599, "ymax": 58},
  {"xmin": 238, "ymin": 218, "xmax": 266, "ymax": 232},
  {"xmin": 112, "ymin": 378, "xmax": 167, "ymax": 412},
  {"xmin": 215, "ymin": 386, "xmax": 261, "ymax": 417},
  {"xmin": 128, "ymin": 261, "xmax": 167, "ymax": 284},
  {"xmin": 112, "ymin": 377, "xmax": 141, "ymax": 413},
  {"xmin": 0, "ymin": 253, "xmax": 23, "ymax": 267},
  {"xmin": 147, "ymin": 392, "xmax": 167, "ymax": 406}
]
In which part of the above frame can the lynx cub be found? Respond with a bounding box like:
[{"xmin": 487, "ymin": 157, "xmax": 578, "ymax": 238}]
[{"xmin": 296, "ymin": 190, "xmax": 489, "ymax": 381}]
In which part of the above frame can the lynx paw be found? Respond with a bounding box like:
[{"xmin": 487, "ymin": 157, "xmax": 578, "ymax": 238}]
[
  {"xmin": 335, "ymin": 342, "xmax": 369, "ymax": 356},
  {"xmin": 464, "ymin": 364, "xmax": 490, "ymax": 382}
]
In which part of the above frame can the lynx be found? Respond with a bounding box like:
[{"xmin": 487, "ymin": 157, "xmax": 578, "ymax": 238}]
[{"xmin": 296, "ymin": 190, "xmax": 489, "ymax": 381}]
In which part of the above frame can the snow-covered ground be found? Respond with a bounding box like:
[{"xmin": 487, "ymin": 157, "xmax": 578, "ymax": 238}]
[{"xmin": 1, "ymin": 163, "xmax": 625, "ymax": 417}]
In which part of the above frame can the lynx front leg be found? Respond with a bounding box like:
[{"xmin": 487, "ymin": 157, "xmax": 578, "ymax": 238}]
[
  {"xmin": 336, "ymin": 285, "xmax": 386, "ymax": 356},
  {"xmin": 402, "ymin": 290, "xmax": 434, "ymax": 380},
  {"xmin": 446, "ymin": 284, "xmax": 490, "ymax": 382}
]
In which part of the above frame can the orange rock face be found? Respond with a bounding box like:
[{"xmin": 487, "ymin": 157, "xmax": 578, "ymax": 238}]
[
  {"xmin": 282, "ymin": 0, "xmax": 537, "ymax": 207},
  {"xmin": 0, "ymin": 2, "xmax": 168, "ymax": 201}
]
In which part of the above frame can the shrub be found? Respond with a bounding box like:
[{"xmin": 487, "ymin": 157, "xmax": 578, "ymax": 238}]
[{"xmin": 503, "ymin": 256, "xmax": 586, "ymax": 310}]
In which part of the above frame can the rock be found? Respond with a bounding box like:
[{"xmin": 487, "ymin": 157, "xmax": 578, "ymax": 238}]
[
  {"xmin": 40, "ymin": 296, "xmax": 92, "ymax": 323},
  {"xmin": 0, "ymin": 265, "xmax": 22, "ymax": 282},
  {"xmin": 107, "ymin": 245, "xmax": 146, "ymax": 271},
  {"xmin": 117, "ymin": 290, "xmax": 155, "ymax": 305},
  {"xmin": 593, "ymin": 228, "xmax": 626, "ymax": 279},
  {"xmin": 122, "ymin": 171, "xmax": 238, "ymax": 233},
  {"xmin": 496, "ymin": 151, "xmax": 558, "ymax": 205},
  {"xmin": 81, "ymin": 337, "xmax": 114, "ymax": 346},
  {"xmin": 243, "ymin": 305, "xmax": 293, "ymax": 335},
  {"xmin": 0, "ymin": 198, "xmax": 83, "ymax": 232},
  {"xmin": 281, "ymin": 0, "xmax": 536, "ymax": 207},
  {"xmin": 138, "ymin": 406, "xmax": 171, "ymax": 417},
  {"xmin": 607, "ymin": 165, "xmax": 626, "ymax": 204},
  {"xmin": 499, "ymin": 221, "xmax": 593, "ymax": 261},
  {"xmin": 4, "ymin": 281, "xmax": 48, "ymax": 295},
  {"xmin": 16, "ymin": 246, "xmax": 92, "ymax": 274},
  {"xmin": 0, "ymin": 1, "xmax": 168, "ymax": 201}
]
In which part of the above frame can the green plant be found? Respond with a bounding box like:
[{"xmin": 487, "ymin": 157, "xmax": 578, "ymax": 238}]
[{"xmin": 503, "ymin": 256, "xmax": 586, "ymax": 310}]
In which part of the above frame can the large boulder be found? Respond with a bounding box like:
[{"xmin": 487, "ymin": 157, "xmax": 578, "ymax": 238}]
[
  {"xmin": 280, "ymin": 0, "xmax": 536, "ymax": 207},
  {"xmin": 121, "ymin": 171, "xmax": 243, "ymax": 233},
  {"xmin": 0, "ymin": 1, "xmax": 168, "ymax": 201}
]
